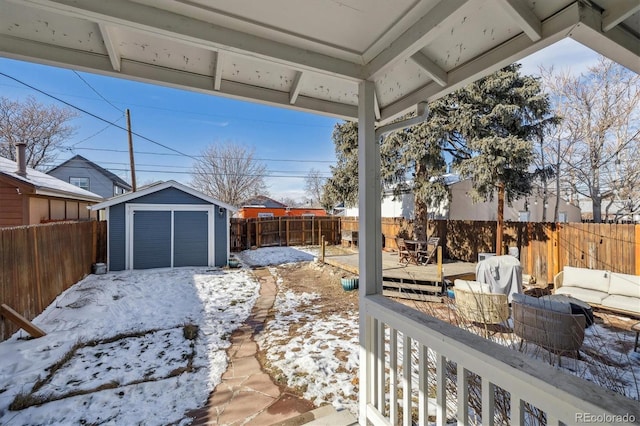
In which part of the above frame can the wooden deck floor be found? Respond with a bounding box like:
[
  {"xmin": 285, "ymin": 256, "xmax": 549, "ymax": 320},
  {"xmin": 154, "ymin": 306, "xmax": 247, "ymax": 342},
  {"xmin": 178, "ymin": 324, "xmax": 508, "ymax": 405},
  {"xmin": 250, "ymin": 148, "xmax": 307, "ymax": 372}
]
[{"xmin": 323, "ymin": 250, "xmax": 477, "ymax": 302}]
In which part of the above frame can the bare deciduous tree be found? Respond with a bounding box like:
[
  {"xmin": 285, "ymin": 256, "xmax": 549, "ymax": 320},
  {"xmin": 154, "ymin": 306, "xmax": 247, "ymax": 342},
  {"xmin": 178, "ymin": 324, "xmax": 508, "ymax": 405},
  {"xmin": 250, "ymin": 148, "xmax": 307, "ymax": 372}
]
[
  {"xmin": 541, "ymin": 58, "xmax": 640, "ymax": 222},
  {"xmin": 190, "ymin": 143, "xmax": 269, "ymax": 207},
  {"xmin": 0, "ymin": 96, "xmax": 77, "ymax": 169},
  {"xmin": 304, "ymin": 168, "xmax": 325, "ymax": 207}
]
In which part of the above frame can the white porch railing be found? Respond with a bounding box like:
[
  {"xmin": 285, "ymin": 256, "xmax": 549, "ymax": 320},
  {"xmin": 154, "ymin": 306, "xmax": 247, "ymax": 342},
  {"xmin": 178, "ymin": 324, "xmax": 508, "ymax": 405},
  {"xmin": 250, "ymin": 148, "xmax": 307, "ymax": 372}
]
[{"xmin": 360, "ymin": 294, "xmax": 639, "ymax": 426}]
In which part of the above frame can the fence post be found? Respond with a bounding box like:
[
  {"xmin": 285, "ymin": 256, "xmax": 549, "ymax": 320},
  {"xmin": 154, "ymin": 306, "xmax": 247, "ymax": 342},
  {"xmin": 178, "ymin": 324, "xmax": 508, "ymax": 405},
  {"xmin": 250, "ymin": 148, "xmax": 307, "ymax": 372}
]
[
  {"xmin": 286, "ymin": 219, "xmax": 290, "ymax": 246},
  {"xmin": 32, "ymin": 226, "xmax": 42, "ymax": 312},
  {"xmin": 636, "ymin": 224, "xmax": 640, "ymax": 275},
  {"xmin": 321, "ymin": 235, "xmax": 325, "ymax": 263},
  {"xmin": 279, "ymin": 217, "xmax": 282, "ymax": 247}
]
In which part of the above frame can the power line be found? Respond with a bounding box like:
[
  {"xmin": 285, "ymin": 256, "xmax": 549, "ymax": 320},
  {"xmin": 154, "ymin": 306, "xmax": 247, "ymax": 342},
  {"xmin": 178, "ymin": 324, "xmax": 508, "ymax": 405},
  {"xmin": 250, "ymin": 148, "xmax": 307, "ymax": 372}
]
[
  {"xmin": 72, "ymin": 70, "xmax": 124, "ymax": 113},
  {"xmin": 65, "ymin": 146, "xmax": 335, "ymax": 164},
  {"xmin": 0, "ymin": 71, "xmax": 199, "ymax": 161},
  {"xmin": 41, "ymin": 162, "xmax": 332, "ymax": 178}
]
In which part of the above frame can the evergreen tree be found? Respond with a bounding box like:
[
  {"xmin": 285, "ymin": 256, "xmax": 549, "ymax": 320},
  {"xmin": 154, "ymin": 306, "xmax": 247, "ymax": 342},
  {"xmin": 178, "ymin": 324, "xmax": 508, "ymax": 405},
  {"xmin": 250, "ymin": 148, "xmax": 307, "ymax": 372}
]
[{"xmin": 324, "ymin": 64, "xmax": 557, "ymax": 246}]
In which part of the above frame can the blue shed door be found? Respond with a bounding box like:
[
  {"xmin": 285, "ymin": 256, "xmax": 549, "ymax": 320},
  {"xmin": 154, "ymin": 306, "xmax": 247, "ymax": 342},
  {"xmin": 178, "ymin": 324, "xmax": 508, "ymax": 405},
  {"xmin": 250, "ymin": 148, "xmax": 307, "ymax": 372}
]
[
  {"xmin": 174, "ymin": 211, "xmax": 208, "ymax": 267},
  {"xmin": 133, "ymin": 210, "xmax": 172, "ymax": 269}
]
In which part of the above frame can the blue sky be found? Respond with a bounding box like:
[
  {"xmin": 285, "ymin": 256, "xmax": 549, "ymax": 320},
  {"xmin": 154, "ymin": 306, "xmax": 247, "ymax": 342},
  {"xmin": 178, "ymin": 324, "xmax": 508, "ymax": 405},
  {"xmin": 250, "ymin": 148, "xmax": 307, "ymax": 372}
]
[{"xmin": 0, "ymin": 38, "xmax": 600, "ymax": 201}]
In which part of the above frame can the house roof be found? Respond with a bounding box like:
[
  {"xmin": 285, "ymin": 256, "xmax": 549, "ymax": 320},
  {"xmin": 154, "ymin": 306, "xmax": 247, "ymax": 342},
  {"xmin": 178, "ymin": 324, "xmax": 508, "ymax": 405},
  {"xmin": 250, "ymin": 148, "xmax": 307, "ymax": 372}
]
[
  {"xmin": 241, "ymin": 195, "xmax": 288, "ymax": 209},
  {"xmin": 47, "ymin": 155, "xmax": 132, "ymax": 190},
  {"xmin": 0, "ymin": 1, "xmax": 636, "ymax": 124},
  {"xmin": 0, "ymin": 156, "xmax": 104, "ymax": 202},
  {"xmin": 90, "ymin": 180, "xmax": 237, "ymax": 211}
]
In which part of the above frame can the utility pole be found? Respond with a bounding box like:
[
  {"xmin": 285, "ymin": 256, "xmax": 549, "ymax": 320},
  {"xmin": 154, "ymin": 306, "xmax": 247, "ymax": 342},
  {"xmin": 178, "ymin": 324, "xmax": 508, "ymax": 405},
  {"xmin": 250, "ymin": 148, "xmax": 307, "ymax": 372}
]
[{"xmin": 126, "ymin": 109, "xmax": 137, "ymax": 192}]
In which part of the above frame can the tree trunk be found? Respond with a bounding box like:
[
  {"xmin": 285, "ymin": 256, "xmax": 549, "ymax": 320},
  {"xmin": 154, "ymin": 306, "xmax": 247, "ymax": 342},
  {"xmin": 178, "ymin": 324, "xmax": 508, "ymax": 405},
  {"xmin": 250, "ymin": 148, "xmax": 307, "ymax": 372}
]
[
  {"xmin": 496, "ymin": 182, "xmax": 504, "ymax": 255},
  {"xmin": 414, "ymin": 198, "xmax": 428, "ymax": 241}
]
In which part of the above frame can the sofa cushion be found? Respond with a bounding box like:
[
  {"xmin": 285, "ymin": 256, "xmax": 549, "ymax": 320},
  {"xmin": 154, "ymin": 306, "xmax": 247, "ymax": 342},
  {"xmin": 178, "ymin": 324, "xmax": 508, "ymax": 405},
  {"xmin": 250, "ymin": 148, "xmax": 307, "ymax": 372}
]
[
  {"xmin": 601, "ymin": 295, "xmax": 640, "ymax": 315},
  {"xmin": 608, "ymin": 273, "xmax": 640, "ymax": 298},
  {"xmin": 562, "ymin": 266, "xmax": 610, "ymax": 293},
  {"xmin": 512, "ymin": 293, "xmax": 571, "ymax": 314},
  {"xmin": 454, "ymin": 279, "xmax": 491, "ymax": 293},
  {"xmin": 555, "ymin": 287, "xmax": 608, "ymax": 305}
]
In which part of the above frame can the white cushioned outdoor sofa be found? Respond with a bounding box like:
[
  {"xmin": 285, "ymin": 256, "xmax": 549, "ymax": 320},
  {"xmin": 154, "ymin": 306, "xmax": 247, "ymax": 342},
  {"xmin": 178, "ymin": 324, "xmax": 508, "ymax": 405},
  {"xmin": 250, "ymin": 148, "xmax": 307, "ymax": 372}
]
[{"xmin": 553, "ymin": 266, "xmax": 640, "ymax": 318}]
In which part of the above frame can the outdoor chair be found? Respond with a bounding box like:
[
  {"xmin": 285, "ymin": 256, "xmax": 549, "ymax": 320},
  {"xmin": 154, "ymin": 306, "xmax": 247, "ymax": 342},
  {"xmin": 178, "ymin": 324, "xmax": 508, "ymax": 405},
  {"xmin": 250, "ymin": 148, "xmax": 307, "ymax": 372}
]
[
  {"xmin": 453, "ymin": 284, "xmax": 509, "ymax": 337},
  {"xmin": 395, "ymin": 237, "xmax": 410, "ymax": 265},
  {"xmin": 417, "ymin": 236, "xmax": 440, "ymax": 264},
  {"xmin": 512, "ymin": 294, "xmax": 586, "ymax": 367}
]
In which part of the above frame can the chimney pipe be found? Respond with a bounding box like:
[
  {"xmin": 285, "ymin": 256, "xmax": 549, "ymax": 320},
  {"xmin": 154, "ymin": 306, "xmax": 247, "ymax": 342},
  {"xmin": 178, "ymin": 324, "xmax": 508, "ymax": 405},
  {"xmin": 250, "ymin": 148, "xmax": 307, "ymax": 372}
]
[{"xmin": 15, "ymin": 142, "xmax": 27, "ymax": 177}]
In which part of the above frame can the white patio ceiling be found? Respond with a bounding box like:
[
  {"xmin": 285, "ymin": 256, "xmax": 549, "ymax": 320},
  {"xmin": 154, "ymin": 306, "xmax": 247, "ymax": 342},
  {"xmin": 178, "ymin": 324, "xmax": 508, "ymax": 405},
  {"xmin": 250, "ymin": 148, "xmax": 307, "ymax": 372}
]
[{"xmin": 0, "ymin": 0, "xmax": 638, "ymax": 123}]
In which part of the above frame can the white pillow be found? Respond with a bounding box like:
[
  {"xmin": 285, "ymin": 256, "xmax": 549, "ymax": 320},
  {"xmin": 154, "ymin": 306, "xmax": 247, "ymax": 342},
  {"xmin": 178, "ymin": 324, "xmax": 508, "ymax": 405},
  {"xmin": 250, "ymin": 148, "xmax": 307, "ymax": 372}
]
[
  {"xmin": 562, "ymin": 266, "xmax": 610, "ymax": 293},
  {"xmin": 454, "ymin": 279, "xmax": 491, "ymax": 293},
  {"xmin": 608, "ymin": 273, "xmax": 640, "ymax": 298}
]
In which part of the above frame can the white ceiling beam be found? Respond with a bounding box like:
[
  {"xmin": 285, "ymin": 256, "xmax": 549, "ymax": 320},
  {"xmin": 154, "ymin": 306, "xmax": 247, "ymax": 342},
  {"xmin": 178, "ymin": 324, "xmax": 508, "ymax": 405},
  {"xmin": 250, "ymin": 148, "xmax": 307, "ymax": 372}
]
[
  {"xmin": 494, "ymin": 0, "xmax": 542, "ymax": 41},
  {"xmin": 373, "ymin": 91, "xmax": 381, "ymax": 120},
  {"xmin": 363, "ymin": 0, "xmax": 468, "ymax": 79},
  {"xmin": 213, "ymin": 51, "xmax": 223, "ymax": 91},
  {"xmin": 602, "ymin": 0, "xmax": 640, "ymax": 32},
  {"xmin": 410, "ymin": 52, "xmax": 447, "ymax": 86},
  {"xmin": 98, "ymin": 23, "xmax": 121, "ymax": 72},
  {"xmin": 289, "ymin": 71, "xmax": 304, "ymax": 105},
  {"xmin": 16, "ymin": 0, "xmax": 364, "ymax": 81},
  {"xmin": 379, "ymin": 2, "xmax": 582, "ymax": 123},
  {"xmin": 570, "ymin": 2, "xmax": 640, "ymax": 74},
  {"xmin": 0, "ymin": 33, "xmax": 358, "ymax": 120}
]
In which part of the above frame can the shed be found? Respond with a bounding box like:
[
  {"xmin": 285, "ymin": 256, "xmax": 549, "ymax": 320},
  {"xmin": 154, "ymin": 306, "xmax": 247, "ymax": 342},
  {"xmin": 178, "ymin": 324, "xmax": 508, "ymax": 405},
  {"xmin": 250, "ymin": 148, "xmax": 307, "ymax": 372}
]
[{"xmin": 91, "ymin": 181, "xmax": 235, "ymax": 271}]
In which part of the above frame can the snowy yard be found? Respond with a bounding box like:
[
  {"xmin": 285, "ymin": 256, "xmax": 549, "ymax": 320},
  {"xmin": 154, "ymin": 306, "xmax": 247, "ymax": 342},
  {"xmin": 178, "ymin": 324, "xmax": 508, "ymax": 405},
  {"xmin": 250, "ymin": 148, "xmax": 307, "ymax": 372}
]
[{"xmin": 0, "ymin": 246, "xmax": 638, "ymax": 425}]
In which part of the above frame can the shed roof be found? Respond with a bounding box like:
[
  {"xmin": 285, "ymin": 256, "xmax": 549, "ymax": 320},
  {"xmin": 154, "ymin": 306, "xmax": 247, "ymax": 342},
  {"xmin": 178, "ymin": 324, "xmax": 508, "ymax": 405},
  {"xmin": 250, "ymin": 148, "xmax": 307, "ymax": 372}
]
[
  {"xmin": 48, "ymin": 155, "xmax": 133, "ymax": 190},
  {"xmin": 90, "ymin": 180, "xmax": 237, "ymax": 211},
  {"xmin": 0, "ymin": 156, "xmax": 104, "ymax": 202},
  {"xmin": 1, "ymin": 1, "xmax": 637, "ymax": 123}
]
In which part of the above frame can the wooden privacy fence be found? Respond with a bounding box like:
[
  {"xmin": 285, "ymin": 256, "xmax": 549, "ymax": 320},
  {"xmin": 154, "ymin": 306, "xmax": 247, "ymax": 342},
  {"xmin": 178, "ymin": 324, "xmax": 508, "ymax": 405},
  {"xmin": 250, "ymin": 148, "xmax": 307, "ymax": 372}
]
[
  {"xmin": 0, "ymin": 221, "xmax": 106, "ymax": 342},
  {"xmin": 341, "ymin": 217, "xmax": 640, "ymax": 284},
  {"xmin": 231, "ymin": 217, "xmax": 341, "ymax": 251}
]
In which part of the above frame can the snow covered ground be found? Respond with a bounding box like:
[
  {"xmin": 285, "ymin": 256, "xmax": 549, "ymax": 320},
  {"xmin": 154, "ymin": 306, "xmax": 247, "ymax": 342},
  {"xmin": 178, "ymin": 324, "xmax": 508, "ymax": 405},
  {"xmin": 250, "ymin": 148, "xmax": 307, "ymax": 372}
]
[
  {"xmin": 0, "ymin": 267, "xmax": 260, "ymax": 425},
  {"xmin": 1, "ymin": 246, "xmax": 638, "ymax": 425}
]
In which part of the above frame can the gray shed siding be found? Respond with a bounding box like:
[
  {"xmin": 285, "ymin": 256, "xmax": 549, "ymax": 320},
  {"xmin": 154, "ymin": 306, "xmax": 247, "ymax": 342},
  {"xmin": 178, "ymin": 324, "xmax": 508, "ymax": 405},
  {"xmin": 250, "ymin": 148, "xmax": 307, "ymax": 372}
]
[
  {"xmin": 174, "ymin": 211, "xmax": 208, "ymax": 267},
  {"xmin": 133, "ymin": 210, "xmax": 172, "ymax": 269},
  {"xmin": 48, "ymin": 157, "xmax": 116, "ymax": 198},
  {"xmin": 108, "ymin": 204, "xmax": 126, "ymax": 271},
  {"xmin": 105, "ymin": 185, "xmax": 230, "ymax": 270},
  {"xmin": 133, "ymin": 187, "xmax": 209, "ymax": 205}
]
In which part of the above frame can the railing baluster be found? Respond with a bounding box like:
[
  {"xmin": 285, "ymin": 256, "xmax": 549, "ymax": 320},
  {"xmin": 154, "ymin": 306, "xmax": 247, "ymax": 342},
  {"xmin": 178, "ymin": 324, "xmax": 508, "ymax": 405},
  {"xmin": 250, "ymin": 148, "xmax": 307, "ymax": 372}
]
[
  {"xmin": 377, "ymin": 320, "xmax": 385, "ymax": 413},
  {"xmin": 372, "ymin": 318, "xmax": 379, "ymax": 409},
  {"xmin": 547, "ymin": 415, "xmax": 561, "ymax": 425},
  {"xmin": 511, "ymin": 393, "xmax": 523, "ymax": 425},
  {"xmin": 457, "ymin": 364, "xmax": 469, "ymax": 426},
  {"xmin": 390, "ymin": 328, "xmax": 398, "ymax": 426},
  {"xmin": 419, "ymin": 344, "xmax": 428, "ymax": 425},
  {"xmin": 403, "ymin": 334, "xmax": 411, "ymax": 426},
  {"xmin": 436, "ymin": 354, "xmax": 446, "ymax": 426},
  {"xmin": 481, "ymin": 379, "xmax": 495, "ymax": 426}
]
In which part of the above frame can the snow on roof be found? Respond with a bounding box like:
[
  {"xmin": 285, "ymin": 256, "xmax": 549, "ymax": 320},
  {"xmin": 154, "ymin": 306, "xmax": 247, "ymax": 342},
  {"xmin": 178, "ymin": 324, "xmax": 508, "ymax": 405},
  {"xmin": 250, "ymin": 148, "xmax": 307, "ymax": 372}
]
[{"xmin": 0, "ymin": 156, "xmax": 103, "ymax": 202}]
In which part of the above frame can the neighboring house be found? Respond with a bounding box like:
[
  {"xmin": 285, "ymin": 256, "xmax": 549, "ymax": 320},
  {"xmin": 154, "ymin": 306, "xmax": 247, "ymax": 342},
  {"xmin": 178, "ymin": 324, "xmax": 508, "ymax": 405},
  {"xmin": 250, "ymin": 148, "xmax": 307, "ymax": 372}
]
[
  {"xmin": 47, "ymin": 155, "xmax": 132, "ymax": 199},
  {"xmin": 0, "ymin": 156, "xmax": 103, "ymax": 227},
  {"xmin": 345, "ymin": 176, "xmax": 582, "ymax": 223},
  {"xmin": 236, "ymin": 195, "xmax": 328, "ymax": 218},
  {"xmin": 90, "ymin": 180, "xmax": 235, "ymax": 271}
]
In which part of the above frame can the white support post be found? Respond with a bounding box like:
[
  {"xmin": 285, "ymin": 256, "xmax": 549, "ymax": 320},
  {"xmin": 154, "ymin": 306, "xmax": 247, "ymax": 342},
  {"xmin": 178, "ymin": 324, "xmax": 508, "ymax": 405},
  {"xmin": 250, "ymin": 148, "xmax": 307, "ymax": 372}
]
[{"xmin": 358, "ymin": 79, "xmax": 382, "ymax": 425}]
